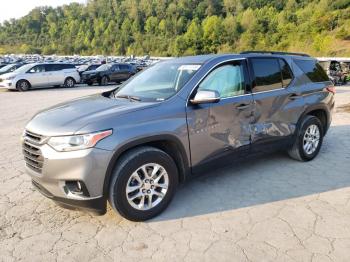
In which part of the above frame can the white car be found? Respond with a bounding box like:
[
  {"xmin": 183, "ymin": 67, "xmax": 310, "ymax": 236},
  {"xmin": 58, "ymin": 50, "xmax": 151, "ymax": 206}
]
[{"xmin": 0, "ymin": 63, "xmax": 80, "ymax": 91}]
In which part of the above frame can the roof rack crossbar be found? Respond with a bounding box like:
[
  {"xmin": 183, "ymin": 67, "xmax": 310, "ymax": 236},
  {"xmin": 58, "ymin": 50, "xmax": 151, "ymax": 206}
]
[{"xmin": 240, "ymin": 51, "xmax": 310, "ymax": 57}]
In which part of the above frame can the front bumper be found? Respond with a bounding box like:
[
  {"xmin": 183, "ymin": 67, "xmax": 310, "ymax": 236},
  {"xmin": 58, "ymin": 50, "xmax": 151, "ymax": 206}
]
[
  {"xmin": 32, "ymin": 180, "xmax": 106, "ymax": 214},
  {"xmin": 0, "ymin": 79, "xmax": 15, "ymax": 89},
  {"xmin": 23, "ymin": 131, "xmax": 114, "ymax": 214},
  {"xmin": 81, "ymin": 75, "xmax": 98, "ymax": 83}
]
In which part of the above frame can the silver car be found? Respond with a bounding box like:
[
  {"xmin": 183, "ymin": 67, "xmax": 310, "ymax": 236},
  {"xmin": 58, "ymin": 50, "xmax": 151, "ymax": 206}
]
[{"xmin": 0, "ymin": 63, "xmax": 80, "ymax": 91}]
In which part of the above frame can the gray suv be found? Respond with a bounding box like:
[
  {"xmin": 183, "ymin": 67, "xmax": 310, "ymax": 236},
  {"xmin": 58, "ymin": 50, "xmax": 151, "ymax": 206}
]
[{"xmin": 23, "ymin": 52, "xmax": 335, "ymax": 221}]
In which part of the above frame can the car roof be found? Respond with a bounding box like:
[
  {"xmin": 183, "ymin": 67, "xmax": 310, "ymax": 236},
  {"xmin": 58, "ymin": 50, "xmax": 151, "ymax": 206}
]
[{"xmin": 163, "ymin": 52, "xmax": 315, "ymax": 65}]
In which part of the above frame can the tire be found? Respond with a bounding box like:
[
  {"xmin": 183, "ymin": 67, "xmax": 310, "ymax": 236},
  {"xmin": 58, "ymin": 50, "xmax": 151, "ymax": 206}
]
[
  {"xmin": 108, "ymin": 146, "xmax": 178, "ymax": 221},
  {"xmin": 288, "ymin": 115, "xmax": 324, "ymax": 161},
  {"xmin": 16, "ymin": 80, "xmax": 30, "ymax": 92},
  {"xmin": 64, "ymin": 77, "xmax": 75, "ymax": 88},
  {"xmin": 87, "ymin": 81, "xmax": 94, "ymax": 86},
  {"xmin": 99, "ymin": 76, "xmax": 109, "ymax": 86}
]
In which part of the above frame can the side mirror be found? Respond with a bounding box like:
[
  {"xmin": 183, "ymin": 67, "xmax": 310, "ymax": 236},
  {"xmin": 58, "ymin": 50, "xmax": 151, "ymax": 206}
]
[{"xmin": 190, "ymin": 90, "xmax": 220, "ymax": 104}]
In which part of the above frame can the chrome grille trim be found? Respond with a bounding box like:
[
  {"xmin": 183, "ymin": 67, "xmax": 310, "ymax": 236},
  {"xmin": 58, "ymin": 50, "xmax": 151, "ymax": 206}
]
[{"xmin": 22, "ymin": 130, "xmax": 45, "ymax": 173}]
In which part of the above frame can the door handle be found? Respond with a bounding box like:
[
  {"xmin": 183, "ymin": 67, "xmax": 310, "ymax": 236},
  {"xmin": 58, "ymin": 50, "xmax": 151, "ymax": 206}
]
[
  {"xmin": 236, "ymin": 104, "xmax": 250, "ymax": 110},
  {"xmin": 288, "ymin": 93, "xmax": 302, "ymax": 100}
]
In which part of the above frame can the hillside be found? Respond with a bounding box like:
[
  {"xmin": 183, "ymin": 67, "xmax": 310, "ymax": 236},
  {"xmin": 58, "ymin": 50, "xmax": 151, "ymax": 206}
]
[{"xmin": 0, "ymin": 0, "xmax": 350, "ymax": 56}]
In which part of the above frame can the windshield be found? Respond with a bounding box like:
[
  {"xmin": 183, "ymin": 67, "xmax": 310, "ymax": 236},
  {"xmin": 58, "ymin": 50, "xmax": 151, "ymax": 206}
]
[
  {"xmin": 0, "ymin": 64, "xmax": 14, "ymax": 73},
  {"xmin": 114, "ymin": 62, "xmax": 200, "ymax": 101},
  {"xmin": 96, "ymin": 64, "xmax": 111, "ymax": 71},
  {"xmin": 14, "ymin": 64, "xmax": 34, "ymax": 73}
]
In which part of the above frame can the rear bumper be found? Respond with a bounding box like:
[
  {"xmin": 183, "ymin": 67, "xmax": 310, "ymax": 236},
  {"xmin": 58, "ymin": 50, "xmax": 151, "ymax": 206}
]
[{"xmin": 32, "ymin": 179, "xmax": 107, "ymax": 214}]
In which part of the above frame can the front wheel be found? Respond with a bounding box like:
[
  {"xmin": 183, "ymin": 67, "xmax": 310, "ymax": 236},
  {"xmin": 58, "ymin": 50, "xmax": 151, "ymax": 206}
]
[
  {"xmin": 288, "ymin": 115, "xmax": 323, "ymax": 161},
  {"xmin": 64, "ymin": 77, "xmax": 75, "ymax": 88},
  {"xmin": 108, "ymin": 147, "xmax": 178, "ymax": 221},
  {"xmin": 99, "ymin": 76, "xmax": 109, "ymax": 86},
  {"xmin": 16, "ymin": 80, "xmax": 30, "ymax": 91}
]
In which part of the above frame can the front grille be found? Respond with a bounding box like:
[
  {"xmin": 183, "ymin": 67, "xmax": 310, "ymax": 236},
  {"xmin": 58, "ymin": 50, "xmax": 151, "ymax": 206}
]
[{"xmin": 22, "ymin": 130, "xmax": 45, "ymax": 173}]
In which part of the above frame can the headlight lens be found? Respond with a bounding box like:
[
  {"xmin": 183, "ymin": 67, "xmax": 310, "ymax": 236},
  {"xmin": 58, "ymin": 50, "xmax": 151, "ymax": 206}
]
[{"xmin": 48, "ymin": 129, "xmax": 112, "ymax": 152}]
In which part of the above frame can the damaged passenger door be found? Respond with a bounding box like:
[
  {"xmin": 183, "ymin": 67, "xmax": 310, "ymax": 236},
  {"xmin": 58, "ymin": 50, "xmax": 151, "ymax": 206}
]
[
  {"xmin": 248, "ymin": 57, "xmax": 305, "ymax": 152},
  {"xmin": 187, "ymin": 59, "xmax": 254, "ymax": 172}
]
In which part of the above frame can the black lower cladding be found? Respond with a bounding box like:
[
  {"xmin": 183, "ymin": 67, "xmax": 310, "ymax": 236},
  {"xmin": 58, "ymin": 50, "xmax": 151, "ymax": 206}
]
[{"xmin": 32, "ymin": 180, "xmax": 107, "ymax": 215}]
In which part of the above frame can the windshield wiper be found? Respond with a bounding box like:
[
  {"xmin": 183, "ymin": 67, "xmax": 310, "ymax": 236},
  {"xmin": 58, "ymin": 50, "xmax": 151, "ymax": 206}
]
[{"xmin": 115, "ymin": 94, "xmax": 141, "ymax": 101}]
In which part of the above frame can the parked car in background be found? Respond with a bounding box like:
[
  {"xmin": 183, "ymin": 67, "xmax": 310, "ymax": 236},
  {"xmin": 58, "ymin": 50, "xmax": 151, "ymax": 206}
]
[
  {"xmin": 319, "ymin": 60, "xmax": 348, "ymax": 85},
  {"xmin": 23, "ymin": 52, "xmax": 334, "ymax": 221},
  {"xmin": 0, "ymin": 64, "xmax": 8, "ymax": 69},
  {"xmin": 0, "ymin": 63, "xmax": 26, "ymax": 75},
  {"xmin": 81, "ymin": 63, "xmax": 137, "ymax": 86},
  {"xmin": 77, "ymin": 64, "xmax": 101, "ymax": 77},
  {"xmin": 0, "ymin": 63, "xmax": 80, "ymax": 91}
]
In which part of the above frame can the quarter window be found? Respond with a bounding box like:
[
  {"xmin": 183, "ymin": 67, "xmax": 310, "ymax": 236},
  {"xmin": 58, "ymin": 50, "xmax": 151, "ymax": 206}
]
[
  {"xmin": 294, "ymin": 59, "xmax": 329, "ymax": 82},
  {"xmin": 251, "ymin": 58, "xmax": 282, "ymax": 92},
  {"xmin": 197, "ymin": 62, "xmax": 245, "ymax": 98}
]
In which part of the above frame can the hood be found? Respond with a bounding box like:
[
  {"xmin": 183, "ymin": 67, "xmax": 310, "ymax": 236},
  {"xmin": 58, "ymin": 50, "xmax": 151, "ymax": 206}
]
[
  {"xmin": 82, "ymin": 70, "xmax": 102, "ymax": 75},
  {"xmin": 26, "ymin": 93, "xmax": 158, "ymax": 136},
  {"xmin": 0, "ymin": 72, "xmax": 17, "ymax": 79}
]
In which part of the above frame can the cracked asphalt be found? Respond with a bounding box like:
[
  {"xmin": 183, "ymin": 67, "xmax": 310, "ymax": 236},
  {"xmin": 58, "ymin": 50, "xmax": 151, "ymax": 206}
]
[{"xmin": 0, "ymin": 85, "xmax": 350, "ymax": 262}]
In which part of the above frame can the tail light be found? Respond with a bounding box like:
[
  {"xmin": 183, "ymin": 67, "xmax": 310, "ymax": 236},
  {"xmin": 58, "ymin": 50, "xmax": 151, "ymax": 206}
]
[{"xmin": 326, "ymin": 86, "xmax": 336, "ymax": 94}]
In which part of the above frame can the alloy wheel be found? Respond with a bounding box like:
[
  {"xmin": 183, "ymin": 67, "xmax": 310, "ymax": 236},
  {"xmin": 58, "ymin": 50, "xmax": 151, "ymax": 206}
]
[
  {"xmin": 303, "ymin": 124, "xmax": 320, "ymax": 155},
  {"xmin": 126, "ymin": 163, "xmax": 169, "ymax": 211}
]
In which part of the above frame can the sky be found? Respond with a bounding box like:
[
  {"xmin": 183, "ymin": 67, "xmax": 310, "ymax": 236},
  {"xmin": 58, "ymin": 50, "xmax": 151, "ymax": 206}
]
[{"xmin": 0, "ymin": 0, "xmax": 86, "ymax": 23}]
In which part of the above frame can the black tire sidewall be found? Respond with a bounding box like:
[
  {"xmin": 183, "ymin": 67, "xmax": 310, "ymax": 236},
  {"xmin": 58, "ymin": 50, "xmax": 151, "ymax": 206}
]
[
  {"xmin": 297, "ymin": 116, "xmax": 323, "ymax": 161},
  {"xmin": 16, "ymin": 80, "xmax": 29, "ymax": 91},
  {"xmin": 109, "ymin": 149, "xmax": 178, "ymax": 221},
  {"xmin": 64, "ymin": 78, "xmax": 75, "ymax": 88},
  {"xmin": 100, "ymin": 76, "xmax": 108, "ymax": 85}
]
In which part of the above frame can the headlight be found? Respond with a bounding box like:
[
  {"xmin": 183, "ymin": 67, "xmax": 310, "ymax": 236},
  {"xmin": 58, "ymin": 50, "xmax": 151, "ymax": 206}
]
[
  {"xmin": 5, "ymin": 76, "xmax": 15, "ymax": 80},
  {"xmin": 48, "ymin": 129, "xmax": 112, "ymax": 152}
]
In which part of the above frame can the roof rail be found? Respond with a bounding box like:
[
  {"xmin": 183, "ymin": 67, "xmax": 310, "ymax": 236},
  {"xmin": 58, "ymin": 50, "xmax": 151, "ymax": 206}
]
[{"xmin": 240, "ymin": 51, "xmax": 310, "ymax": 57}]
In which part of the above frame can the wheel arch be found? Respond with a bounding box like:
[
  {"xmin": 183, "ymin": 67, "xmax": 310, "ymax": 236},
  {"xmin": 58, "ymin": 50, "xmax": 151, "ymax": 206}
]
[
  {"xmin": 297, "ymin": 104, "xmax": 330, "ymax": 135},
  {"xmin": 102, "ymin": 134, "xmax": 191, "ymax": 197}
]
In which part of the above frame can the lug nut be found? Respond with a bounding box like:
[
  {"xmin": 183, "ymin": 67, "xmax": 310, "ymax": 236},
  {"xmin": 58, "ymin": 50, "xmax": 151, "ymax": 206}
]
[
  {"xmin": 151, "ymin": 185, "xmax": 155, "ymax": 189},
  {"xmin": 150, "ymin": 180, "xmax": 154, "ymax": 184},
  {"xmin": 145, "ymin": 179, "xmax": 149, "ymax": 183},
  {"xmin": 142, "ymin": 189, "xmax": 146, "ymax": 193},
  {"xmin": 147, "ymin": 190, "xmax": 151, "ymax": 194}
]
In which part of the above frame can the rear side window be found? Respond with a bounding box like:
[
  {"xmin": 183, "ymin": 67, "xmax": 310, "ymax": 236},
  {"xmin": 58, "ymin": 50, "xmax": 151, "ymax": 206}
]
[
  {"xmin": 60, "ymin": 64, "xmax": 75, "ymax": 70},
  {"xmin": 294, "ymin": 59, "xmax": 329, "ymax": 82},
  {"xmin": 279, "ymin": 59, "xmax": 293, "ymax": 87},
  {"xmin": 251, "ymin": 58, "xmax": 282, "ymax": 92},
  {"xmin": 45, "ymin": 64, "xmax": 60, "ymax": 71}
]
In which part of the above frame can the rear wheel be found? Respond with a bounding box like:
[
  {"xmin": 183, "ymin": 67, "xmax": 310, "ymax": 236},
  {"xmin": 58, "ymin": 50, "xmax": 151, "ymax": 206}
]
[
  {"xmin": 87, "ymin": 81, "xmax": 94, "ymax": 86},
  {"xmin": 64, "ymin": 77, "xmax": 75, "ymax": 88},
  {"xmin": 288, "ymin": 115, "xmax": 323, "ymax": 161},
  {"xmin": 16, "ymin": 80, "xmax": 30, "ymax": 92},
  {"xmin": 108, "ymin": 146, "xmax": 178, "ymax": 221}
]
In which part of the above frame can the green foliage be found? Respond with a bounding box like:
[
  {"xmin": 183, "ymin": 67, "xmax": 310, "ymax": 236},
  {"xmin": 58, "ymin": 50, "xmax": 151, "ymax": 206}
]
[{"xmin": 0, "ymin": 0, "xmax": 350, "ymax": 56}]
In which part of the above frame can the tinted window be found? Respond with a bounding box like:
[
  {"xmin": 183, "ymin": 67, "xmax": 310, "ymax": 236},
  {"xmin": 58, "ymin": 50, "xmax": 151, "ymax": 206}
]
[
  {"xmin": 198, "ymin": 62, "xmax": 245, "ymax": 98},
  {"xmin": 120, "ymin": 64, "xmax": 129, "ymax": 70},
  {"xmin": 279, "ymin": 59, "xmax": 293, "ymax": 87},
  {"xmin": 45, "ymin": 64, "xmax": 61, "ymax": 71},
  {"xmin": 251, "ymin": 58, "xmax": 282, "ymax": 92},
  {"xmin": 111, "ymin": 65, "xmax": 120, "ymax": 71},
  {"xmin": 294, "ymin": 59, "xmax": 329, "ymax": 82}
]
